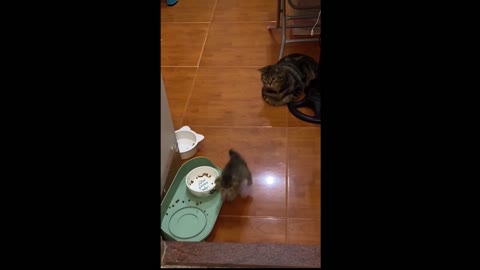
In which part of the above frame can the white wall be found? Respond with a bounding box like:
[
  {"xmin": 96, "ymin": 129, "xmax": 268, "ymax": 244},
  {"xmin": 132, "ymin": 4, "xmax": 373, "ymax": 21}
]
[{"xmin": 160, "ymin": 76, "xmax": 178, "ymax": 194}]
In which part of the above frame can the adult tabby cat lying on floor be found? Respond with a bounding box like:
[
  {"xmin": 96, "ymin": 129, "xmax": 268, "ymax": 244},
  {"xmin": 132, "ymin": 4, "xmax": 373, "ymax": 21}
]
[{"xmin": 259, "ymin": 53, "xmax": 318, "ymax": 106}]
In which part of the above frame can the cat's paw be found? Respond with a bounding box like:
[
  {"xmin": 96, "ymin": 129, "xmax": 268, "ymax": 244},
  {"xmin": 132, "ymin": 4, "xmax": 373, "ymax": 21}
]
[
  {"xmin": 263, "ymin": 96, "xmax": 286, "ymax": 106},
  {"xmin": 280, "ymin": 95, "xmax": 296, "ymax": 105}
]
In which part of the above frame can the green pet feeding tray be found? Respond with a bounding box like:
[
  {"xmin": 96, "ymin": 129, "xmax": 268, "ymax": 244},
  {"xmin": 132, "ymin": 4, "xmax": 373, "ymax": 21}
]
[{"xmin": 161, "ymin": 157, "xmax": 224, "ymax": 241}]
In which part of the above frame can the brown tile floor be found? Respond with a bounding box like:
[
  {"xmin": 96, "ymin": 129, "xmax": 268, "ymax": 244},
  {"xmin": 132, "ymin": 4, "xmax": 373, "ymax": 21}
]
[{"xmin": 161, "ymin": 0, "xmax": 320, "ymax": 246}]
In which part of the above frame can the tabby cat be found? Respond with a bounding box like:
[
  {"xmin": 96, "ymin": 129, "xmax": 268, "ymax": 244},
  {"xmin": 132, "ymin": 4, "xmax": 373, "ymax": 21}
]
[{"xmin": 259, "ymin": 53, "xmax": 318, "ymax": 106}]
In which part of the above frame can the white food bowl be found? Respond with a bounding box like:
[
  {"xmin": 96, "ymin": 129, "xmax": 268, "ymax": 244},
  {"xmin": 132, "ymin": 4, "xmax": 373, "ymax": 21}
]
[
  {"xmin": 175, "ymin": 126, "xmax": 205, "ymax": 160},
  {"xmin": 185, "ymin": 166, "xmax": 219, "ymax": 197}
]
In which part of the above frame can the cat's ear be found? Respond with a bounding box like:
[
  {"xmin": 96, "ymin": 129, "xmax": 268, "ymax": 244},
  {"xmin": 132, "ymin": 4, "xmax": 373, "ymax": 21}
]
[{"xmin": 258, "ymin": 66, "xmax": 271, "ymax": 74}]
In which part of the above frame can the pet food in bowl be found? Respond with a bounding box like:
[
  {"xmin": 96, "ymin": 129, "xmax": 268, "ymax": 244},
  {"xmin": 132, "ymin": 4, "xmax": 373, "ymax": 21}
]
[
  {"xmin": 185, "ymin": 166, "xmax": 219, "ymax": 197},
  {"xmin": 175, "ymin": 126, "xmax": 205, "ymax": 160}
]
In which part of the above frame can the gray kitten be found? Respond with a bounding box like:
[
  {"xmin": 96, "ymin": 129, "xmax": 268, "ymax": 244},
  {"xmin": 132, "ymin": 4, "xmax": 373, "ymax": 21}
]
[{"xmin": 215, "ymin": 149, "xmax": 253, "ymax": 202}]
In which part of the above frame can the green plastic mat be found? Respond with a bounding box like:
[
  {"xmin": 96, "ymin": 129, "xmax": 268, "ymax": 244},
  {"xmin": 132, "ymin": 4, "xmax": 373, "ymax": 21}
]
[{"xmin": 161, "ymin": 156, "xmax": 223, "ymax": 241}]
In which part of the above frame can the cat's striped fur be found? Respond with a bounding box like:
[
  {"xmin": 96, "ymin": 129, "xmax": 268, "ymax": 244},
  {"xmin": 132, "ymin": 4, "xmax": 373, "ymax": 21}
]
[
  {"xmin": 259, "ymin": 53, "xmax": 318, "ymax": 106},
  {"xmin": 215, "ymin": 149, "xmax": 252, "ymax": 202}
]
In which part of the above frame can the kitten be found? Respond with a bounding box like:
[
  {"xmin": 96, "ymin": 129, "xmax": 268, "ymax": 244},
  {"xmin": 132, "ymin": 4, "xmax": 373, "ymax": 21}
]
[
  {"xmin": 259, "ymin": 53, "xmax": 318, "ymax": 106},
  {"xmin": 215, "ymin": 149, "xmax": 253, "ymax": 202}
]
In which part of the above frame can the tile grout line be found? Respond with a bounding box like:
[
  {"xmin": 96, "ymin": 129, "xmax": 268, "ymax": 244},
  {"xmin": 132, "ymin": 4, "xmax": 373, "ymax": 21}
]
[
  {"xmin": 162, "ymin": 66, "xmax": 267, "ymax": 68},
  {"xmin": 178, "ymin": 66, "xmax": 199, "ymax": 127},
  {"xmin": 285, "ymin": 126, "xmax": 289, "ymax": 244},
  {"xmin": 161, "ymin": 66, "xmax": 198, "ymax": 68},
  {"xmin": 169, "ymin": 20, "xmax": 278, "ymax": 23},
  {"xmin": 161, "ymin": 21, "xmax": 211, "ymax": 24},
  {"xmin": 161, "ymin": 21, "xmax": 277, "ymax": 24},
  {"xmin": 176, "ymin": 21, "xmax": 279, "ymax": 24},
  {"xmin": 184, "ymin": 125, "xmax": 308, "ymax": 128},
  {"xmin": 179, "ymin": 0, "xmax": 218, "ymax": 126},
  {"xmin": 195, "ymin": 0, "xmax": 218, "ymax": 67}
]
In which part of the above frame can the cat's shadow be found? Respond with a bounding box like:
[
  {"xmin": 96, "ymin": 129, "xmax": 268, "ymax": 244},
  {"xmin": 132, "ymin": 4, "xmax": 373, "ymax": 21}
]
[
  {"xmin": 220, "ymin": 192, "xmax": 254, "ymax": 217},
  {"xmin": 232, "ymin": 191, "xmax": 254, "ymax": 216},
  {"xmin": 206, "ymin": 191, "xmax": 254, "ymax": 241}
]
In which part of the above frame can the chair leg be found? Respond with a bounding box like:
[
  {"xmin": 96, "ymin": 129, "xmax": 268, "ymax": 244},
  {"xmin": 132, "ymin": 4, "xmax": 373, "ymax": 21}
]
[
  {"xmin": 276, "ymin": 0, "xmax": 281, "ymax": 28},
  {"xmin": 279, "ymin": 0, "xmax": 287, "ymax": 60},
  {"xmin": 267, "ymin": 0, "xmax": 281, "ymax": 30}
]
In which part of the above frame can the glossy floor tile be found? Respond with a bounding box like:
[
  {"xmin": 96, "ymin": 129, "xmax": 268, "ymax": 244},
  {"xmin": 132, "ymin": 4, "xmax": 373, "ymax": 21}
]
[
  {"xmin": 206, "ymin": 216, "xmax": 286, "ymax": 244},
  {"xmin": 200, "ymin": 22, "xmax": 319, "ymax": 66},
  {"xmin": 160, "ymin": 0, "xmax": 320, "ymax": 246},
  {"xmin": 188, "ymin": 126, "xmax": 287, "ymax": 218},
  {"xmin": 287, "ymin": 218, "xmax": 321, "ymax": 245},
  {"xmin": 161, "ymin": 0, "xmax": 217, "ymax": 23},
  {"xmin": 182, "ymin": 67, "xmax": 287, "ymax": 127},
  {"xmin": 212, "ymin": 0, "xmax": 278, "ymax": 22},
  {"xmin": 161, "ymin": 67, "xmax": 197, "ymax": 129},
  {"xmin": 161, "ymin": 23, "xmax": 209, "ymax": 66},
  {"xmin": 287, "ymin": 127, "xmax": 321, "ymax": 219},
  {"xmin": 200, "ymin": 22, "xmax": 281, "ymax": 67}
]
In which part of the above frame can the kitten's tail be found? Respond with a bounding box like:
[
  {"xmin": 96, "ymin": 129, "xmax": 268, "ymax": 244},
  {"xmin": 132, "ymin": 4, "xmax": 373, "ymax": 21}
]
[
  {"xmin": 229, "ymin": 149, "xmax": 238, "ymax": 158},
  {"xmin": 229, "ymin": 149, "xmax": 246, "ymax": 160}
]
